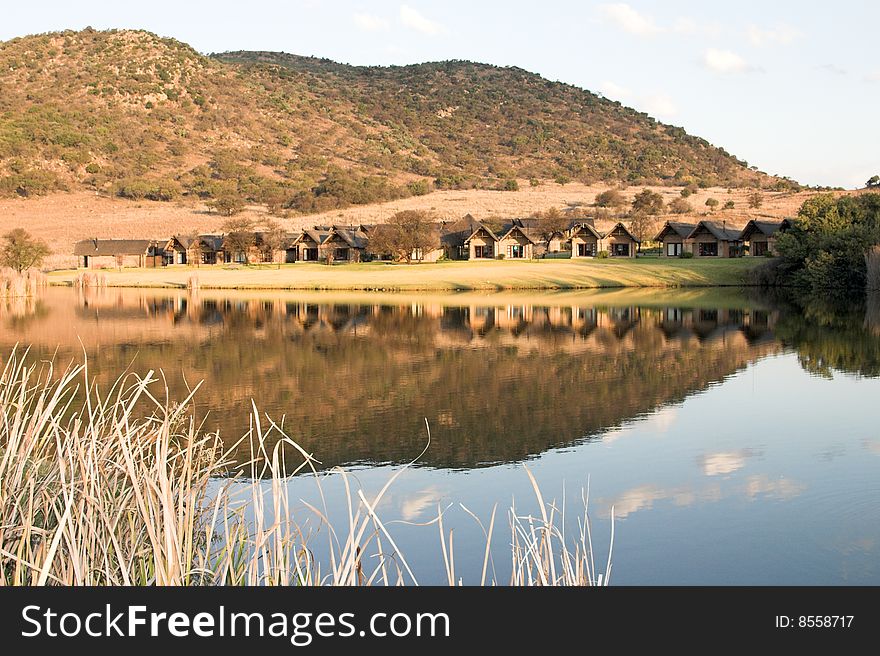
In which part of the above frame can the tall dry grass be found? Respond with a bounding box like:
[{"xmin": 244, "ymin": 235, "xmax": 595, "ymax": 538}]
[
  {"xmin": 0, "ymin": 348, "xmax": 612, "ymax": 586},
  {"xmin": 0, "ymin": 268, "xmax": 47, "ymax": 298}
]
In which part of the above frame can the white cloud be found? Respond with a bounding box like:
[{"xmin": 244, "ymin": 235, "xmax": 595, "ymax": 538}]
[
  {"xmin": 698, "ymin": 449, "xmax": 759, "ymax": 476},
  {"xmin": 599, "ymin": 83, "xmax": 677, "ymax": 120},
  {"xmin": 703, "ymin": 48, "xmax": 753, "ymax": 74},
  {"xmin": 598, "ymin": 3, "xmax": 661, "ymax": 36},
  {"xmin": 353, "ymin": 12, "xmax": 390, "ymax": 32},
  {"xmin": 743, "ymin": 475, "xmax": 806, "ymax": 501},
  {"xmin": 400, "ymin": 4, "xmax": 445, "ymax": 35},
  {"xmin": 865, "ymin": 70, "xmax": 880, "ymax": 83},
  {"xmin": 399, "ymin": 486, "xmax": 445, "ymax": 521},
  {"xmin": 643, "ymin": 93, "xmax": 678, "ymax": 119},
  {"xmin": 599, "ymin": 80, "xmax": 632, "ymax": 100},
  {"xmin": 673, "ymin": 17, "xmax": 722, "ymax": 38},
  {"xmin": 816, "ymin": 63, "xmax": 848, "ymax": 77},
  {"xmin": 747, "ymin": 24, "xmax": 802, "ymax": 46}
]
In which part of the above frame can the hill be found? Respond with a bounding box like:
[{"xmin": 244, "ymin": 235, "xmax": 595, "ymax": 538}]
[{"xmin": 0, "ymin": 28, "xmax": 783, "ymax": 214}]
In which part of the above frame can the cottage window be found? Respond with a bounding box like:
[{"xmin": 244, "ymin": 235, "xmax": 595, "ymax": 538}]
[
  {"xmin": 666, "ymin": 243, "xmax": 682, "ymax": 256},
  {"xmin": 577, "ymin": 243, "xmax": 596, "ymax": 257},
  {"xmin": 612, "ymin": 243, "xmax": 630, "ymax": 257},
  {"xmin": 698, "ymin": 242, "xmax": 718, "ymax": 257},
  {"xmin": 508, "ymin": 244, "xmax": 525, "ymax": 258},
  {"xmin": 753, "ymin": 241, "xmax": 768, "ymax": 256}
]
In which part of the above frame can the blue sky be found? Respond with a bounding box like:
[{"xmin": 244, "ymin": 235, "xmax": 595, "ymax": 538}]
[{"xmin": 2, "ymin": 1, "xmax": 878, "ymax": 188}]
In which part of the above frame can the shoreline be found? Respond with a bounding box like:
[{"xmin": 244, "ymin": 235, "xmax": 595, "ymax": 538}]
[{"xmin": 48, "ymin": 258, "xmax": 765, "ymax": 292}]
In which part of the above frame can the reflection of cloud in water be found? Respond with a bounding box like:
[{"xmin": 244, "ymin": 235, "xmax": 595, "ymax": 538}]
[
  {"xmin": 862, "ymin": 439, "xmax": 880, "ymax": 456},
  {"xmin": 698, "ymin": 449, "xmax": 760, "ymax": 476},
  {"xmin": 599, "ymin": 474, "xmax": 805, "ymax": 519},
  {"xmin": 743, "ymin": 475, "xmax": 806, "ymax": 500},
  {"xmin": 602, "ymin": 483, "xmax": 723, "ymax": 519},
  {"xmin": 399, "ymin": 486, "xmax": 445, "ymax": 522},
  {"xmin": 602, "ymin": 407, "xmax": 679, "ymax": 445}
]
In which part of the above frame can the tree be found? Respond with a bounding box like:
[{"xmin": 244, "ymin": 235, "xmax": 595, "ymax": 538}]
[
  {"xmin": 631, "ymin": 189, "xmax": 664, "ymax": 216},
  {"xmin": 705, "ymin": 198, "xmax": 719, "ymax": 211},
  {"xmin": 536, "ymin": 206, "xmax": 571, "ymax": 240},
  {"xmin": 595, "ymin": 189, "xmax": 626, "ymax": 209},
  {"xmin": 209, "ymin": 184, "xmax": 246, "ymax": 216},
  {"xmin": 867, "ymin": 175, "xmax": 880, "ymax": 189},
  {"xmin": 367, "ymin": 210, "xmax": 439, "ymax": 263},
  {"xmin": 629, "ymin": 213, "xmax": 658, "ymax": 248},
  {"xmin": 0, "ymin": 229, "xmax": 49, "ymax": 273},
  {"xmin": 776, "ymin": 192, "xmax": 880, "ymax": 293},
  {"xmin": 261, "ymin": 219, "xmax": 289, "ymax": 269},
  {"xmin": 748, "ymin": 192, "xmax": 764, "ymax": 209},
  {"xmin": 723, "ymin": 200, "xmax": 735, "ymax": 210},
  {"xmin": 222, "ymin": 217, "xmax": 255, "ymax": 263},
  {"xmin": 668, "ymin": 198, "xmax": 693, "ymax": 215},
  {"xmin": 181, "ymin": 233, "xmax": 204, "ymax": 268}
]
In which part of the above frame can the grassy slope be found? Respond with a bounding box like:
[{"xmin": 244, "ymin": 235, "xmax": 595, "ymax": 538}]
[{"xmin": 49, "ymin": 258, "xmax": 763, "ymax": 291}]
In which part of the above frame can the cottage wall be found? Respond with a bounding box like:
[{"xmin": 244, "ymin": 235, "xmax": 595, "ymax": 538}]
[
  {"xmin": 659, "ymin": 237, "xmax": 691, "ymax": 256},
  {"xmin": 468, "ymin": 235, "xmax": 496, "ymax": 259},
  {"xmin": 691, "ymin": 233, "xmax": 728, "ymax": 257},
  {"xmin": 498, "ymin": 235, "xmax": 533, "ymax": 259},
  {"xmin": 570, "ymin": 235, "xmax": 599, "ymax": 258},
  {"xmin": 602, "ymin": 235, "xmax": 636, "ymax": 257}
]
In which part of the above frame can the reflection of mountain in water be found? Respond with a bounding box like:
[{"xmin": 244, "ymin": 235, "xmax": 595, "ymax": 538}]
[{"xmin": 3, "ymin": 288, "xmax": 786, "ymax": 469}]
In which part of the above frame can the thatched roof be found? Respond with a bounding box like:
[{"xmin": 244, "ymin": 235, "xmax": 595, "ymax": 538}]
[
  {"xmin": 739, "ymin": 219, "xmax": 791, "ymax": 241},
  {"xmin": 654, "ymin": 221, "xmax": 697, "ymax": 241},
  {"xmin": 498, "ymin": 224, "xmax": 536, "ymax": 244},
  {"xmin": 570, "ymin": 223, "xmax": 603, "ymax": 240},
  {"xmin": 73, "ymin": 239, "xmax": 157, "ymax": 256},
  {"xmin": 327, "ymin": 227, "xmax": 368, "ymax": 249},
  {"xmin": 464, "ymin": 223, "xmax": 500, "ymax": 243},
  {"xmin": 440, "ymin": 214, "xmax": 483, "ymax": 246},
  {"xmin": 686, "ymin": 221, "xmax": 744, "ymax": 242},
  {"xmin": 603, "ymin": 222, "xmax": 641, "ymax": 243},
  {"xmin": 292, "ymin": 229, "xmax": 330, "ymax": 246}
]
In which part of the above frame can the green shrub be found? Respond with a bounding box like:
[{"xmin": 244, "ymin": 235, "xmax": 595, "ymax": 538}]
[
  {"xmin": 114, "ymin": 177, "xmax": 181, "ymax": 201},
  {"xmin": 679, "ymin": 251, "xmax": 695, "ymax": 259},
  {"xmin": 495, "ymin": 253, "xmax": 506, "ymax": 260},
  {"xmin": 406, "ymin": 179, "xmax": 431, "ymax": 196},
  {"xmin": 0, "ymin": 169, "xmax": 66, "ymax": 197},
  {"xmin": 597, "ymin": 250, "xmax": 609, "ymax": 259}
]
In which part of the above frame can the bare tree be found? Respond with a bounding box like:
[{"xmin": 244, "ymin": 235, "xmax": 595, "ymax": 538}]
[
  {"xmin": 261, "ymin": 219, "xmax": 288, "ymax": 269},
  {"xmin": 629, "ymin": 213, "xmax": 658, "ymax": 249},
  {"xmin": 222, "ymin": 217, "xmax": 255, "ymax": 264},
  {"xmin": 367, "ymin": 210, "xmax": 439, "ymax": 263}
]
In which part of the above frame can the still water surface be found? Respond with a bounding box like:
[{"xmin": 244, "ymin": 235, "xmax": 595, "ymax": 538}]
[{"xmin": 6, "ymin": 287, "xmax": 880, "ymax": 584}]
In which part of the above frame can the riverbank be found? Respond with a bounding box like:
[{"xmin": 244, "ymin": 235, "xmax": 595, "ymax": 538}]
[{"xmin": 49, "ymin": 258, "xmax": 764, "ymax": 291}]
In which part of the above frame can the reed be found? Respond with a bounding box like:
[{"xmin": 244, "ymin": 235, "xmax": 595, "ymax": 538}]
[
  {"xmin": 0, "ymin": 349, "xmax": 612, "ymax": 586},
  {"xmin": 0, "ymin": 268, "xmax": 47, "ymax": 298}
]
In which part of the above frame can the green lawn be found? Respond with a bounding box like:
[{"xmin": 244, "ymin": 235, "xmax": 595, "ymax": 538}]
[{"xmin": 50, "ymin": 257, "xmax": 765, "ymax": 291}]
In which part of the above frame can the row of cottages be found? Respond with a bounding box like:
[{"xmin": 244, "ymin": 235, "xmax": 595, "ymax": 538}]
[
  {"xmin": 75, "ymin": 217, "xmax": 647, "ymax": 269},
  {"xmin": 74, "ymin": 226, "xmax": 372, "ymax": 269},
  {"xmin": 655, "ymin": 219, "xmax": 791, "ymax": 258},
  {"xmin": 439, "ymin": 215, "xmax": 640, "ymax": 260}
]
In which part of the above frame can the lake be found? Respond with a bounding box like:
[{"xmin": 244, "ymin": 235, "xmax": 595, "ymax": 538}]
[{"xmin": 5, "ymin": 286, "xmax": 880, "ymax": 584}]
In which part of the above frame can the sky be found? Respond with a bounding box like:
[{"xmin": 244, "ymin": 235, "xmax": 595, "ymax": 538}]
[{"xmin": 2, "ymin": 1, "xmax": 878, "ymax": 189}]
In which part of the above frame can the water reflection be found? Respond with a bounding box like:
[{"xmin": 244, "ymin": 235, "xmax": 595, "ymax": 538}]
[{"xmin": 4, "ymin": 286, "xmax": 880, "ymax": 471}]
